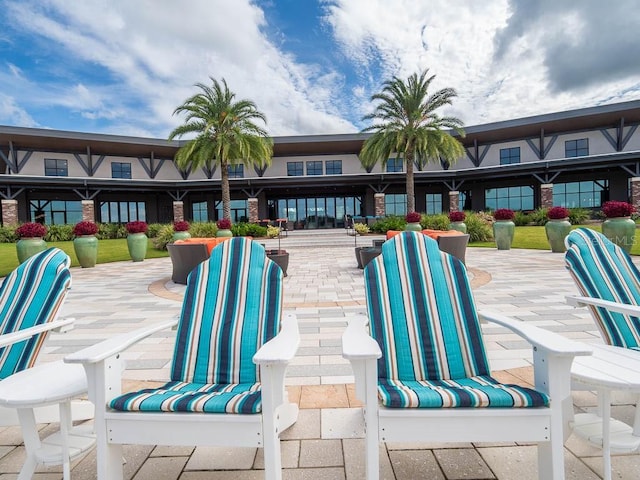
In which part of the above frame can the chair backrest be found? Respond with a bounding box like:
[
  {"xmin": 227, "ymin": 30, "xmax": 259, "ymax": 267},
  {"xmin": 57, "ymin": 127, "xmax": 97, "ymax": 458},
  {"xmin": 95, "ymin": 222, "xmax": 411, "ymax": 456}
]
[
  {"xmin": 171, "ymin": 237, "xmax": 283, "ymax": 384},
  {"xmin": 565, "ymin": 227, "xmax": 640, "ymax": 348},
  {"xmin": 437, "ymin": 234, "xmax": 470, "ymax": 264},
  {"xmin": 364, "ymin": 231, "xmax": 490, "ymax": 382},
  {"xmin": 0, "ymin": 248, "xmax": 72, "ymax": 379}
]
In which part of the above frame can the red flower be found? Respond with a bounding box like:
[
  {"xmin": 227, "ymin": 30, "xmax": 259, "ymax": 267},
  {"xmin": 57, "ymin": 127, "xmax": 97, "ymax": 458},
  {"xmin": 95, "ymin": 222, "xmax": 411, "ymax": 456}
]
[
  {"xmin": 217, "ymin": 218, "xmax": 232, "ymax": 230},
  {"xmin": 126, "ymin": 221, "xmax": 148, "ymax": 234},
  {"xmin": 16, "ymin": 222, "xmax": 47, "ymax": 238},
  {"xmin": 493, "ymin": 209, "xmax": 515, "ymax": 221},
  {"xmin": 449, "ymin": 211, "xmax": 466, "ymax": 222},
  {"xmin": 601, "ymin": 201, "xmax": 635, "ymax": 218},
  {"xmin": 405, "ymin": 211, "xmax": 422, "ymax": 223},
  {"xmin": 173, "ymin": 221, "xmax": 190, "ymax": 232},
  {"xmin": 73, "ymin": 221, "xmax": 99, "ymax": 235},
  {"xmin": 547, "ymin": 206, "xmax": 570, "ymax": 220}
]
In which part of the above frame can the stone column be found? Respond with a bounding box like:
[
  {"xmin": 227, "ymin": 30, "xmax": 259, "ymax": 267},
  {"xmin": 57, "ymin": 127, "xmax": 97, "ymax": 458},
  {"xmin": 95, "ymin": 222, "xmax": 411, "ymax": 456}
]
[
  {"xmin": 374, "ymin": 193, "xmax": 385, "ymax": 217},
  {"xmin": 172, "ymin": 201, "xmax": 184, "ymax": 222},
  {"xmin": 631, "ymin": 178, "xmax": 640, "ymax": 210},
  {"xmin": 1, "ymin": 199, "xmax": 18, "ymax": 225},
  {"xmin": 540, "ymin": 184, "xmax": 554, "ymax": 208},
  {"xmin": 248, "ymin": 198, "xmax": 259, "ymax": 223},
  {"xmin": 448, "ymin": 191, "xmax": 460, "ymax": 212},
  {"xmin": 81, "ymin": 200, "xmax": 95, "ymax": 222}
]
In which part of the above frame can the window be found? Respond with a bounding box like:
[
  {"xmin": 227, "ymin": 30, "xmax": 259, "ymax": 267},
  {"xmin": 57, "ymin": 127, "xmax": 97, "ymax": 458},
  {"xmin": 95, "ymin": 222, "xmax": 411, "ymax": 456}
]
[
  {"xmin": 385, "ymin": 193, "xmax": 406, "ymax": 216},
  {"xmin": 44, "ymin": 159, "xmax": 68, "ymax": 176},
  {"xmin": 227, "ymin": 164, "xmax": 244, "ymax": 178},
  {"xmin": 100, "ymin": 201, "xmax": 146, "ymax": 223},
  {"xmin": 553, "ymin": 180, "xmax": 607, "ymax": 208},
  {"xmin": 500, "ymin": 147, "xmax": 520, "ymax": 165},
  {"xmin": 386, "ymin": 158, "xmax": 403, "ymax": 172},
  {"xmin": 192, "ymin": 201, "xmax": 208, "ymax": 222},
  {"xmin": 425, "ymin": 193, "xmax": 443, "ymax": 214},
  {"xmin": 111, "ymin": 162, "xmax": 131, "ymax": 179},
  {"xmin": 215, "ymin": 199, "xmax": 248, "ymax": 223},
  {"xmin": 565, "ymin": 139, "xmax": 589, "ymax": 157},
  {"xmin": 287, "ymin": 162, "xmax": 303, "ymax": 176},
  {"xmin": 307, "ymin": 161, "xmax": 323, "ymax": 176},
  {"xmin": 29, "ymin": 200, "xmax": 82, "ymax": 225},
  {"xmin": 325, "ymin": 160, "xmax": 342, "ymax": 175},
  {"xmin": 485, "ymin": 185, "xmax": 534, "ymax": 211}
]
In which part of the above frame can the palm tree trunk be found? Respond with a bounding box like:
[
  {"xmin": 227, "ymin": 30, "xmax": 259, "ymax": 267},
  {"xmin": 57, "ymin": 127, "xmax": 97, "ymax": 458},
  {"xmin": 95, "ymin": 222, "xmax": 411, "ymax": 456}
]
[
  {"xmin": 220, "ymin": 162, "xmax": 232, "ymax": 220},
  {"xmin": 405, "ymin": 154, "xmax": 416, "ymax": 213}
]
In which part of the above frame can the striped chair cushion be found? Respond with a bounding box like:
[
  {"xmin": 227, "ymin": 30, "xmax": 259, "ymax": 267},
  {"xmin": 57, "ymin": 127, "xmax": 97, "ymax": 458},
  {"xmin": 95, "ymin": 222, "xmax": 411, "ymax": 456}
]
[
  {"xmin": 0, "ymin": 248, "xmax": 71, "ymax": 379},
  {"xmin": 565, "ymin": 227, "xmax": 640, "ymax": 348},
  {"xmin": 366, "ymin": 232, "xmax": 548, "ymax": 408},
  {"xmin": 109, "ymin": 381, "xmax": 263, "ymax": 414},
  {"xmin": 379, "ymin": 375, "xmax": 549, "ymax": 408},
  {"xmin": 110, "ymin": 238, "xmax": 283, "ymax": 414}
]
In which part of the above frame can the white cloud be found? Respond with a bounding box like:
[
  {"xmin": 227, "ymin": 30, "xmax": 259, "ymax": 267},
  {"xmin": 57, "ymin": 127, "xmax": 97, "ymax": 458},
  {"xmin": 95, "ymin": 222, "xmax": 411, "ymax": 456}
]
[{"xmin": 0, "ymin": 94, "xmax": 38, "ymax": 127}]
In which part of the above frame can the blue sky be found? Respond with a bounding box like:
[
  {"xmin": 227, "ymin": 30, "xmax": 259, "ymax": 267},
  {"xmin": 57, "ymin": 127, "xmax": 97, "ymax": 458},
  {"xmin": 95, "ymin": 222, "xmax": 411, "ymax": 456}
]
[{"xmin": 1, "ymin": 0, "xmax": 639, "ymax": 138}]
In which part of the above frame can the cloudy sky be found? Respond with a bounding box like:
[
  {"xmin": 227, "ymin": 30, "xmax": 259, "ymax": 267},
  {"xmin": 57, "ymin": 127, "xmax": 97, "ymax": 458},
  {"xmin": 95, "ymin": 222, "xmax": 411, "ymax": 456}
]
[{"xmin": 1, "ymin": 0, "xmax": 639, "ymax": 139}]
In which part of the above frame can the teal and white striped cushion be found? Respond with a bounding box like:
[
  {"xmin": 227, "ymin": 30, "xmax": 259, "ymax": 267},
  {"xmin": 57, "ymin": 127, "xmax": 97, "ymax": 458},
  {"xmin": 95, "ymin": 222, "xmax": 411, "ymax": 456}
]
[
  {"xmin": 365, "ymin": 232, "xmax": 548, "ymax": 408},
  {"xmin": 109, "ymin": 238, "xmax": 283, "ymax": 414},
  {"xmin": 565, "ymin": 228, "xmax": 640, "ymax": 348},
  {"xmin": 0, "ymin": 248, "xmax": 71, "ymax": 379}
]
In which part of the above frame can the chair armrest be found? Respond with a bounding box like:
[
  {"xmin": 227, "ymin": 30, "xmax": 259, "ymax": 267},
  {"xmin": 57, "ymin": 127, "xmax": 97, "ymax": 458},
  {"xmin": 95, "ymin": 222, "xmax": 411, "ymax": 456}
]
[
  {"xmin": 254, "ymin": 313, "xmax": 300, "ymax": 365},
  {"xmin": 0, "ymin": 318, "xmax": 75, "ymax": 348},
  {"xmin": 64, "ymin": 318, "xmax": 179, "ymax": 365},
  {"xmin": 566, "ymin": 295, "xmax": 640, "ymax": 317},
  {"xmin": 341, "ymin": 314, "xmax": 382, "ymax": 360},
  {"xmin": 479, "ymin": 310, "xmax": 592, "ymax": 358}
]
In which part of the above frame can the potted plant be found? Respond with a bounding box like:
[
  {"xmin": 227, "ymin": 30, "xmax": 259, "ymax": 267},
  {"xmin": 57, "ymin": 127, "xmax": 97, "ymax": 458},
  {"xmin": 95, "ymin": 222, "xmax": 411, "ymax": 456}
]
[
  {"xmin": 73, "ymin": 221, "xmax": 99, "ymax": 267},
  {"xmin": 404, "ymin": 211, "xmax": 422, "ymax": 232},
  {"xmin": 125, "ymin": 221, "xmax": 148, "ymax": 262},
  {"xmin": 601, "ymin": 201, "xmax": 636, "ymax": 253},
  {"xmin": 492, "ymin": 208, "xmax": 515, "ymax": 250},
  {"xmin": 449, "ymin": 211, "xmax": 467, "ymax": 233},
  {"xmin": 265, "ymin": 225, "xmax": 289, "ymax": 276},
  {"xmin": 172, "ymin": 220, "xmax": 191, "ymax": 241},
  {"xmin": 544, "ymin": 207, "xmax": 571, "ymax": 253},
  {"xmin": 15, "ymin": 222, "xmax": 48, "ymax": 263},
  {"xmin": 216, "ymin": 218, "xmax": 233, "ymax": 238}
]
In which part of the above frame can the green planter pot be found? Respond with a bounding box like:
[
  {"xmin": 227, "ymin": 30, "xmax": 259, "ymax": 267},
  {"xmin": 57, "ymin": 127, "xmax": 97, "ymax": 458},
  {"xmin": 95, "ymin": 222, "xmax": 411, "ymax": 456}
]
[
  {"xmin": 127, "ymin": 233, "xmax": 148, "ymax": 262},
  {"xmin": 404, "ymin": 222, "xmax": 422, "ymax": 232},
  {"xmin": 450, "ymin": 221, "xmax": 467, "ymax": 234},
  {"xmin": 73, "ymin": 235, "xmax": 98, "ymax": 268},
  {"xmin": 544, "ymin": 219, "xmax": 571, "ymax": 253},
  {"xmin": 16, "ymin": 237, "xmax": 47, "ymax": 263},
  {"xmin": 216, "ymin": 229, "xmax": 233, "ymax": 238},
  {"xmin": 172, "ymin": 231, "xmax": 191, "ymax": 241},
  {"xmin": 493, "ymin": 220, "xmax": 515, "ymax": 250},
  {"xmin": 602, "ymin": 217, "xmax": 636, "ymax": 253}
]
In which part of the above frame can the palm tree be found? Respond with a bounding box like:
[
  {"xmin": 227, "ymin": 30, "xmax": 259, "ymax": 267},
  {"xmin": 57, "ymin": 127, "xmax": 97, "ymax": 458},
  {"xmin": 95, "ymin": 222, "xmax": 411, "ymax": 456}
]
[
  {"xmin": 168, "ymin": 77, "xmax": 273, "ymax": 221},
  {"xmin": 360, "ymin": 69, "xmax": 465, "ymax": 214}
]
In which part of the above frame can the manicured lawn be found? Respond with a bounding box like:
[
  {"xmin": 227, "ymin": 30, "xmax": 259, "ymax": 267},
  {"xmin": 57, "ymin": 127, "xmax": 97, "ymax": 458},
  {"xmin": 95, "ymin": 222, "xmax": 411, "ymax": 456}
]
[{"xmin": 0, "ymin": 239, "xmax": 169, "ymax": 277}]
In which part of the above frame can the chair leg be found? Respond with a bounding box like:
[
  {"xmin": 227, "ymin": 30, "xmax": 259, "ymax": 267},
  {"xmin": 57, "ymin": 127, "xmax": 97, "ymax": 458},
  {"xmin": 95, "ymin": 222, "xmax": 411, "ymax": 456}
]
[
  {"xmin": 537, "ymin": 413, "xmax": 566, "ymax": 480},
  {"xmin": 16, "ymin": 408, "xmax": 39, "ymax": 480}
]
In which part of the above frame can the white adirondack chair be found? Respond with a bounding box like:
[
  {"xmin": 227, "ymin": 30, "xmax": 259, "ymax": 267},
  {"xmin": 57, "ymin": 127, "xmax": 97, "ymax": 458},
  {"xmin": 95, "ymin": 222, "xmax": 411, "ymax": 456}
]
[
  {"xmin": 65, "ymin": 238, "xmax": 299, "ymax": 480},
  {"xmin": 342, "ymin": 231, "xmax": 591, "ymax": 479}
]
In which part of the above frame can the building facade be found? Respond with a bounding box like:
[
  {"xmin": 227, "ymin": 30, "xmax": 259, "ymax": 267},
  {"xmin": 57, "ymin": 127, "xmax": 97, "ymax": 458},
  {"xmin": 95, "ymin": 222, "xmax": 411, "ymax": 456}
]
[{"xmin": 1, "ymin": 100, "xmax": 640, "ymax": 228}]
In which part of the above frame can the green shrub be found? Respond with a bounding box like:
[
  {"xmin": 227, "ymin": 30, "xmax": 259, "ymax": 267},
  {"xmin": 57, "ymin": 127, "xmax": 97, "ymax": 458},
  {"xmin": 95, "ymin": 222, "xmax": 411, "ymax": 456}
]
[
  {"xmin": 421, "ymin": 214, "xmax": 449, "ymax": 230},
  {"xmin": 266, "ymin": 225, "xmax": 281, "ymax": 238},
  {"xmin": 568, "ymin": 207, "xmax": 590, "ymax": 225},
  {"xmin": 45, "ymin": 224, "xmax": 74, "ymax": 242},
  {"xmin": 190, "ymin": 221, "xmax": 218, "ymax": 237},
  {"xmin": 99, "ymin": 223, "xmax": 127, "ymax": 239},
  {"xmin": 147, "ymin": 223, "xmax": 164, "ymax": 238},
  {"xmin": 528, "ymin": 208, "xmax": 548, "ymax": 226},
  {"xmin": 513, "ymin": 211, "xmax": 532, "ymax": 226},
  {"xmin": 370, "ymin": 215, "xmax": 405, "ymax": 233},
  {"xmin": 152, "ymin": 224, "xmax": 175, "ymax": 250},
  {"xmin": 230, "ymin": 222, "xmax": 267, "ymax": 237},
  {"xmin": 0, "ymin": 225, "xmax": 17, "ymax": 243},
  {"xmin": 464, "ymin": 212, "xmax": 493, "ymax": 242}
]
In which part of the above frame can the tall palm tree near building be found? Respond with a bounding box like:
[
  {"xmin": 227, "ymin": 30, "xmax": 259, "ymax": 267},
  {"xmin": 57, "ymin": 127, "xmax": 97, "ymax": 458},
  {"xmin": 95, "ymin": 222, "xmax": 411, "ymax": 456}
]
[
  {"xmin": 168, "ymin": 77, "xmax": 273, "ymax": 221},
  {"xmin": 360, "ymin": 69, "xmax": 465, "ymax": 214}
]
